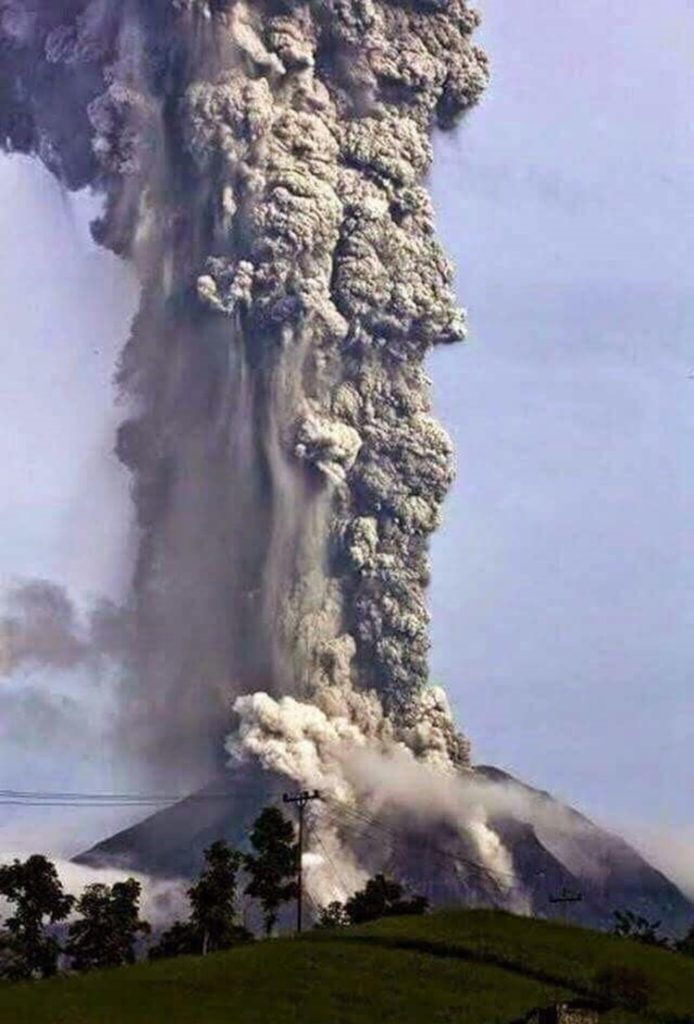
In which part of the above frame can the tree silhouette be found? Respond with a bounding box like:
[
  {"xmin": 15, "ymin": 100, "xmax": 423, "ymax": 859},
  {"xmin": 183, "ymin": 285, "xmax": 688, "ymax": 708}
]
[
  {"xmin": 189, "ymin": 840, "xmax": 246, "ymax": 954},
  {"xmin": 315, "ymin": 900, "xmax": 350, "ymax": 930},
  {"xmin": 148, "ymin": 920, "xmax": 201, "ymax": 961},
  {"xmin": 344, "ymin": 874, "xmax": 428, "ymax": 925},
  {"xmin": 66, "ymin": 879, "xmax": 150, "ymax": 971},
  {"xmin": 612, "ymin": 909, "xmax": 669, "ymax": 948},
  {"xmin": 0, "ymin": 855, "xmax": 74, "ymax": 979},
  {"xmin": 244, "ymin": 807, "xmax": 298, "ymax": 936},
  {"xmin": 150, "ymin": 840, "xmax": 250, "ymax": 960}
]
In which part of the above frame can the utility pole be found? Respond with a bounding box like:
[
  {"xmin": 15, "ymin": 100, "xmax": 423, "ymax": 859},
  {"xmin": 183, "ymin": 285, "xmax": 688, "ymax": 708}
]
[
  {"xmin": 283, "ymin": 789, "xmax": 321, "ymax": 934},
  {"xmin": 549, "ymin": 888, "xmax": 583, "ymax": 923}
]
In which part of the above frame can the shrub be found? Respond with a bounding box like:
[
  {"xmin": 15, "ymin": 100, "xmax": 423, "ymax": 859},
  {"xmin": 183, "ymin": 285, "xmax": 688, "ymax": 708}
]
[{"xmin": 593, "ymin": 964, "xmax": 652, "ymax": 1011}]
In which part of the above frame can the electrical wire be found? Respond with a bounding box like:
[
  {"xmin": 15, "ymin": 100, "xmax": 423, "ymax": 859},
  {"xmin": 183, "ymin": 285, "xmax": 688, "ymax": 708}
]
[
  {"xmin": 322, "ymin": 800, "xmax": 556, "ymax": 900},
  {"xmin": 316, "ymin": 799, "xmax": 514, "ymax": 891},
  {"xmin": 0, "ymin": 788, "xmax": 237, "ymax": 806},
  {"xmin": 1, "ymin": 785, "xmax": 548, "ymax": 902},
  {"xmin": 310, "ymin": 829, "xmax": 352, "ymax": 899},
  {"xmin": 1, "ymin": 786, "xmax": 519, "ymax": 892}
]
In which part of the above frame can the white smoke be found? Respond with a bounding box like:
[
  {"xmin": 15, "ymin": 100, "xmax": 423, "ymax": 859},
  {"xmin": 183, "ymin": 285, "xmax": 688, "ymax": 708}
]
[
  {"xmin": 228, "ymin": 688, "xmax": 520, "ymax": 904},
  {"xmin": 227, "ymin": 686, "xmax": 627, "ymax": 910},
  {"xmin": 0, "ymin": 852, "xmax": 188, "ymax": 930},
  {"xmin": 619, "ymin": 825, "xmax": 694, "ymax": 903}
]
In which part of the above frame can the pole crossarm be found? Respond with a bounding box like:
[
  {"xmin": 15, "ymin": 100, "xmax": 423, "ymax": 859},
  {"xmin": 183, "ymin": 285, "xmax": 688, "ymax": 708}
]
[
  {"xmin": 549, "ymin": 888, "xmax": 583, "ymax": 922},
  {"xmin": 283, "ymin": 790, "xmax": 321, "ymax": 806},
  {"xmin": 549, "ymin": 890, "xmax": 583, "ymax": 905}
]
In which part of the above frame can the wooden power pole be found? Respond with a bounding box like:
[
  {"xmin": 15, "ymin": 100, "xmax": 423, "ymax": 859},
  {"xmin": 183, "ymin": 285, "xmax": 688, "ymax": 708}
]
[{"xmin": 283, "ymin": 789, "xmax": 321, "ymax": 934}]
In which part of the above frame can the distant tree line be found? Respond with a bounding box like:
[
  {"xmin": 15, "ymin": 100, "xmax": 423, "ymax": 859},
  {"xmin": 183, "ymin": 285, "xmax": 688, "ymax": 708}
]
[
  {"xmin": 315, "ymin": 874, "xmax": 428, "ymax": 929},
  {"xmin": 10, "ymin": 804, "xmax": 691, "ymax": 987},
  {"xmin": 0, "ymin": 804, "xmax": 428, "ymax": 982},
  {"xmin": 611, "ymin": 907, "xmax": 694, "ymax": 955}
]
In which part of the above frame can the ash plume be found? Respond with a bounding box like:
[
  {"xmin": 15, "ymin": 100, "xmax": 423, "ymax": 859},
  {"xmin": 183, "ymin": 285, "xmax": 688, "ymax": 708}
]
[
  {"xmin": 0, "ymin": 580, "xmax": 85, "ymax": 675},
  {"xmin": 0, "ymin": 579, "xmax": 129, "ymax": 677},
  {"xmin": 0, "ymin": 2, "xmax": 488, "ymax": 789}
]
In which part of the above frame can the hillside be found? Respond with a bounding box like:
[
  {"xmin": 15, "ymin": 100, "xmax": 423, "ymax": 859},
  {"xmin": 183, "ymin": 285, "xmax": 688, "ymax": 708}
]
[{"xmin": 1, "ymin": 910, "xmax": 693, "ymax": 1024}]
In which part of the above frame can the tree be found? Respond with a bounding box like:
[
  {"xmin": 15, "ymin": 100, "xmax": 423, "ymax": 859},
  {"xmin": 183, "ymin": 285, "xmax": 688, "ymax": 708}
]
[
  {"xmin": 612, "ymin": 909, "xmax": 669, "ymax": 948},
  {"xmin": 344, "ymin": 874, "xmax": 428, "ymax": 925},
  {"xmin": 244, "ymin": 807, "xmax": 298, "ymax": 936},
  {"xmin": 188, "ymin": 840, "xmax": 247, "ymax": 954},
  {"xmin": 150, "ymin": 840, "xmax": 250, "ymax": 960},
  {"xmin": 66, "ymin": 879, "xmax": 150, "ymax": 971},
  {"xmin": 148, "ymin": 920, "xmax": 201, "ymax": 961},
  {"xmin": 0, "ymin": 854, "xmax": 74, "ymax": 979},
  {"xmin": 315, "ymin": 900, "xmax": 350, "ymax": 930},
  {"xmin": 0, "ymin": 929, "xmax": 27, "ymax": 982}
]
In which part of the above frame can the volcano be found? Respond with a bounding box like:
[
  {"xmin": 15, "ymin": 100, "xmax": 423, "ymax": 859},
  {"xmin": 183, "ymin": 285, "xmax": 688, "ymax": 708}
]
[{"xmin": 75, "ymin": 762, "xmax": 693, "ymax": 936}]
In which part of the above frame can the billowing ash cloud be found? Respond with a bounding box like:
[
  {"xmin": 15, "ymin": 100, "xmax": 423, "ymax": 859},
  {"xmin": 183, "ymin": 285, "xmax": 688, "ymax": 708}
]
[
  {"xmin": 0, "ymin": 579, "xmax": 129, "ymax": 676},
  {"xmin": 0, "ymin": 580, "xmax": 85, "ymax": 675},
  {"xmin": 0, "ymin": 1, "xmax": 488, "ymax": 788},
  {"xmin": 228, "ymin": 687, "xmax": 520, "ymax": 905}
]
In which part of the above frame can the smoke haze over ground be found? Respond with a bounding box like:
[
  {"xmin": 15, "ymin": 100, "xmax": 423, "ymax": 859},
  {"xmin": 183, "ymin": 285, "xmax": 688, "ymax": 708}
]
[{"xmin": 0, "ymin": 849, "xmax": 188, "ymax": 929}]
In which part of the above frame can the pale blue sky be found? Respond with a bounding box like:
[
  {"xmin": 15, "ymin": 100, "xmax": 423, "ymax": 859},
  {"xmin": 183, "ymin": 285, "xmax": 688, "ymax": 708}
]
[
  {"xmin": 0, "ymin": 0, "xmax": 691, "ymax": 859},
  {"xmin": 429, "ymin": 0, "xmax": 693, "ymax": 828},
  {"xmin": 0, "ymin": 157, "xmax": 138, "ymax": 851}
]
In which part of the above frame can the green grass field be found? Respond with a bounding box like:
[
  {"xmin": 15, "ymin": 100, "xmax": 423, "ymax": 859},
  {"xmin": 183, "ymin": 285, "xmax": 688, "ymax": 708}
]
[{"xmin": 1, "ymin": 910, "xmax": 692, "ymax": 1024}]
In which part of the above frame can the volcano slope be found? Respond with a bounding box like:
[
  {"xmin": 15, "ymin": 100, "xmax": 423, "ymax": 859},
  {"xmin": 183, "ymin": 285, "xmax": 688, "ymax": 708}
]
[{"xmin": 75, "ymin": 764, "xmax": 693, "ymax": 936}]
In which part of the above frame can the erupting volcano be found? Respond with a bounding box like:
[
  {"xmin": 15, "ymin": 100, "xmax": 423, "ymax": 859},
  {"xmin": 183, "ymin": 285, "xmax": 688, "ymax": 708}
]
[{"xmin": 2, "ymin": 0, "xmax": 691, "ymax": 931}]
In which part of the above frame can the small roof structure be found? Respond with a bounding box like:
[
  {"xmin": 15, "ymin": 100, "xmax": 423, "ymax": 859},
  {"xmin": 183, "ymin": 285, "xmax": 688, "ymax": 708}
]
[{"xmin": 513, "ymin": 999, "xmax": 606, "ymax": 1024}]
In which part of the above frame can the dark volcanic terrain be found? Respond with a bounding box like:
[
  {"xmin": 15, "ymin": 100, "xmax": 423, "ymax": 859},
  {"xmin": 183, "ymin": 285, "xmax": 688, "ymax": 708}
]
[{"xmin": 76, "ymin": 762, "xmax": 693, "ymax": 935}]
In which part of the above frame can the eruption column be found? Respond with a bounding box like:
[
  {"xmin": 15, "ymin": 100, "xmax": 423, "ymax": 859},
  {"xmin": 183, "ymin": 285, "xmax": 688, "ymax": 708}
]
[{"xmin": 0, "ymin": 0, "xmax": 488, "ymax": 787}]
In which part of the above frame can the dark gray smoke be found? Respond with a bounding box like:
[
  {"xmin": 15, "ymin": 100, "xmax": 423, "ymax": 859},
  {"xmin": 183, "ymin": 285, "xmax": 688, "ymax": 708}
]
[
  {"xmin": 0, "ymin": 580, "xmax": 86, "ymax": 674},
  {"xmin": 0, "ymin": 579, "xmax": 129, "ymax": 676},
  {"xmin": 0, "ymin": 0, "xmax": 488, "ymax": 787}
]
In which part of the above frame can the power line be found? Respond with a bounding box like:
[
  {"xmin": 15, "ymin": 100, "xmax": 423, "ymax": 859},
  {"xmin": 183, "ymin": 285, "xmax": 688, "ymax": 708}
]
[
  {"xmin": 0, "ymin": 788, "xmax": 238, "ymax": 806},
  {"xmin": 2, "ymin": 786, "xmax": 528, "ymax": 886},
  {"xmin": 311, "ymin": 805, "xmax": 516, "ymax": 917},
  {"xmin": 320, "ymin": 805, "xmax": 506, "ymax": 893},
  {"xmin": 320, "ymin": 802, "xmax": 582, "ymax": 909},
  {"xmin": 317, "ymin": 800, "xmax": 514, "ymax": 891},
  {"xmin": 0, "ymin": 786, "xmax": 557, "ymax": 904},
  {"xmin": 311, "ymin": 830, "xmax": 352, "ymax": 899},
  {"xmin": 0, "ymin": 801, "xmax": 177, "ymax": 807},
  {"xmin": 0, "ymin": 789, "xmax": 236, "ymax": 799},
  {"xmin": 344, "ymin": 801, "xmax": 519, "ymax": 885}
]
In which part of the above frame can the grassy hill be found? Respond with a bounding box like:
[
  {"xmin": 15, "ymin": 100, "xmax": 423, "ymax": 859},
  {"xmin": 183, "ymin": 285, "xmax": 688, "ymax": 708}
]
[{"xmin": 1, "ymin": 909, "xmax": 692, "ymax": 1024}]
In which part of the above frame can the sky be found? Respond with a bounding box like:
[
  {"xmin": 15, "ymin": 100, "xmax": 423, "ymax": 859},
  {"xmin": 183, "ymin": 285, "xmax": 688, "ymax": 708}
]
[
  {"xmin": 429, "ymin": 0, "xmax": 694, "ymax": 833},
  {"xmin": 0, "ymin": 157, "xmax": 139, "ymax": 852},
  {"xmin": 0, "ymin": 1, "xmax": 691, "ymax": 869}
]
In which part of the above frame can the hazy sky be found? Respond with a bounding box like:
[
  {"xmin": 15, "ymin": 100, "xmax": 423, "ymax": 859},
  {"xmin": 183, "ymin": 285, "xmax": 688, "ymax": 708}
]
[
  {"xmin": 0, "ymin": 1, "xmax": 691, "ymax": 860},
  {"xmin": 0, "ymin": 157, "xmax": 138, "ymax": 852},
  {"xmin": 429, "ymin": 0, "xmax": 694, "ymax": 829}
]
